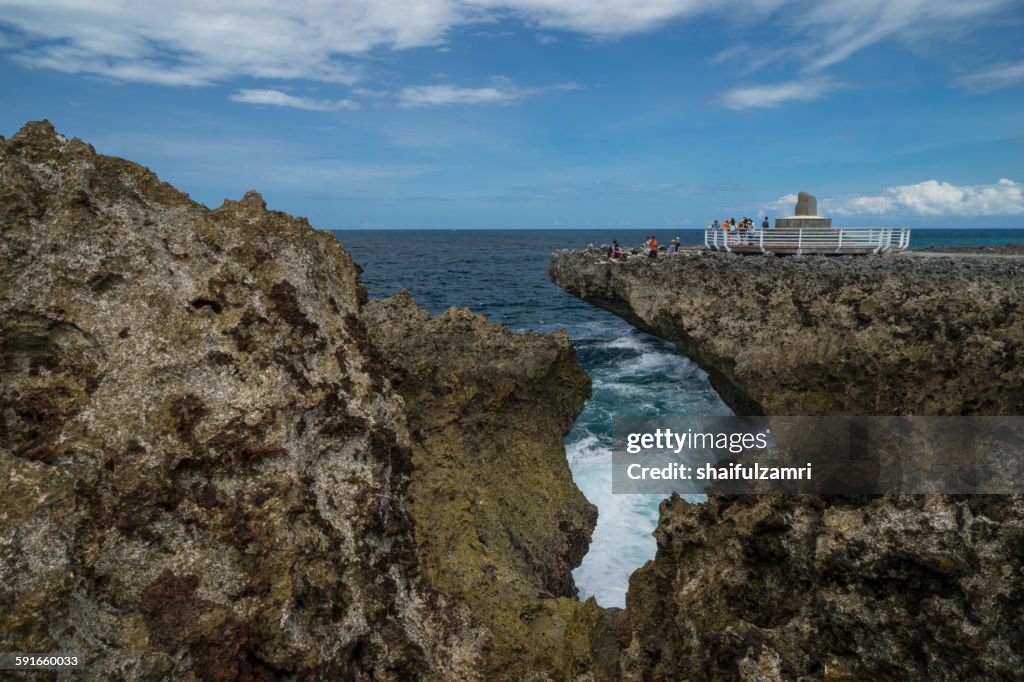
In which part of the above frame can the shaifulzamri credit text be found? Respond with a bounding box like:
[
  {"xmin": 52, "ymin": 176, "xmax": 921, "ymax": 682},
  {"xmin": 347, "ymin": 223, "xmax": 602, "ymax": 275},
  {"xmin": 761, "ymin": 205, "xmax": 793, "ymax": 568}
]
[{"xmin": 626, "ymin": 461, "xmax": 813, "ymax": 481}]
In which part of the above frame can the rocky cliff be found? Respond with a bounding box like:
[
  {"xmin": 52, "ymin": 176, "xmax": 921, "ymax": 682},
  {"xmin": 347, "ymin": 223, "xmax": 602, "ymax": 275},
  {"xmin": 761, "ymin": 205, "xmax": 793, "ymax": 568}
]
[
  {"xmin": 622, "ymin": 492, "xmax": 1024, "ymax": 680},
  {"xmin": 363, "ymin": 294, "xmax": 624, "ymax": 680},
  {"xmin": 8, "ymin": 118, "xmax": 1021, "ymax": 682},
  {"xmin": 551, "ymin": 249, "xmax": 1024, "ymax": 681},
  {"xmin": 0, "ymin": 121, "xmax": 605, "ymax": 680},
  {"xmin": 549, "ymin": 249, "xmax": 1024, "ymax": 416}
]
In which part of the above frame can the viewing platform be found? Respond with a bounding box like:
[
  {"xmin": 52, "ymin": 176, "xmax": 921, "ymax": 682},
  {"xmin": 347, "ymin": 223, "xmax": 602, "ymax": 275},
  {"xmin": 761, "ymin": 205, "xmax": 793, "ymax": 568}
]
[
  {"xmin": 705, "ymin": 190, "xmax": 911, "ymax": 255},
  {"xmin": 706, "ymin": 226, "xmax": 912, "ymax": 255}
]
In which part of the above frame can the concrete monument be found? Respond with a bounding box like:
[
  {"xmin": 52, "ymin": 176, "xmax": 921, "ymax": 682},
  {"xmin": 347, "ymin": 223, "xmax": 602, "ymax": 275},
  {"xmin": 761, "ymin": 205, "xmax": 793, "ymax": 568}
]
[{"xmin": 775, "ymin": 191, "xmax": 832, "ymax": 228}]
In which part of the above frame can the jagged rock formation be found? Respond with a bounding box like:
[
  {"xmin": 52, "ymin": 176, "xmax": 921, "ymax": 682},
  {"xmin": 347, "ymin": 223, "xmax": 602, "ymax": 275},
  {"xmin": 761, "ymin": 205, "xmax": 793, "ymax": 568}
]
[
  {"xmin": 622, "ymin": 493, "xmax": 1024, "ymax": 680},
  {"xmin": 12, "ymin": 117, "xmax": 1021, "ymax": 682},
  {"xmin": 0, "ymin": 121, "xmax": 603, "ymax": 680},
  {"xmin": 0, "ymin": 120, "xmax": 486, "ymax": 679},
  {"xmin": 549, "ymin": 249, "xmax": 1024, "ymax": 416},
  {"xmin": 550, "ymin": 249, "xmax": 1024, "ymax": 680},
  {"xmin": 363, "ymin": 294, "xmax": 625, "ymax": 680}
]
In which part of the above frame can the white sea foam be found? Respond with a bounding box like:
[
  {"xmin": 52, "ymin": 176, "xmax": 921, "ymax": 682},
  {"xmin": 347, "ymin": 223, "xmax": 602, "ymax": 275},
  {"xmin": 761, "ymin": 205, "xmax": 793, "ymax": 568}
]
[
  {"xmin": 604, "ymin": 334, "xmax": 650, "ymax": 350},
  {"xmin": 567, "ymin": 435, "xmax": 662, "ymax": 608},
  {"xmin": 565, "ymin": 326, "xmax": 732, "ymax": 608},
  {"xmin": 565, "ymin": 430, "xmax": 604, "ymax": 465}
]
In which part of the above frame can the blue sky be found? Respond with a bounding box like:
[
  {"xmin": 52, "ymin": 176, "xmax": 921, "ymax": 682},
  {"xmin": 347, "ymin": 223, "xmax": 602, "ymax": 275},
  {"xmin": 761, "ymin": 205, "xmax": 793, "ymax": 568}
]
[{"xmin": 2, "ymin": 1, "xmax": 1023, "ymax": 228}]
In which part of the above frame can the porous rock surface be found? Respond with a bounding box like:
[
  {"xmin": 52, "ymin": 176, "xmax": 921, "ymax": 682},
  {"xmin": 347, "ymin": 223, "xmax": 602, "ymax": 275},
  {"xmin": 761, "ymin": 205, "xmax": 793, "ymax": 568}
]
[
  {"xmin": 363, "ymin": 294, "xmax": 624, "ymax": 680},
  {"xmin": 622, "ymin": 493, "xmax": 1024, "ymax": 680},
  {"xmin": 0, "ymin": 121, "xmax": 601, "ymax": 680},
  {"xmin": 551, "ymin": 249, "xmax": 1024, "ymax": 681},
  {"xmin": 549, "ymin": 249, "xmax": 1024, "ymax": 416}
]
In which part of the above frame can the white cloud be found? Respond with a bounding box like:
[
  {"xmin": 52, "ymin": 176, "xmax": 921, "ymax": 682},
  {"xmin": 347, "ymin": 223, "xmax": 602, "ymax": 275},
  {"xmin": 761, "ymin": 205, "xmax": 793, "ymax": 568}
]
[
  {"xmin": 764, "ymin": 193, "xmax": 799, "ymax": 214},
  {"xmin": 398, "ymin": 78, "xmax": 580, "ymax": 107},
  {"xmin": 351, "ymin": 88, "xmax": 393, "ymax": 98},
  {"xmin": 721, "ymin": 77, "xmax": 838, "ymax": 109},
  {"xmin": 0, "ymin": 0, "xmax": 441, "ymax": 85},
  {"xmin": 0, "ymin": 0, "xmax": 652, "ymax": 88},
  {"xmin": 715, "ymin": 1, "xmax": 1016, "ymax": 80},
  {"xmin": 263, "ymin": 163, "xmax": 429, "ymax": 186},
  {"xmin": 0, "ymin": 0, "xmax": 1014, "ymax": 92},
  {"xmin": 471, "ymin": 0, "xmax": 715, "ymax": 35},
  {"xmin": 230, "ymin": 89, "xmax": 359, "ymax": 111},
  {"xmin": 767, "ymin": 179, "xmax": 1024, "ymax": 217},
  {"xmin": 796, "ymin": 0, "xmax": 1013, "ymax": 72},
  {"xmin": 399, "ymin": 84, "xmax": 521, "ymax": 107},
  {"xmin": 954, "ymin": 61, "xmax": 1024, "ymax": 93}
]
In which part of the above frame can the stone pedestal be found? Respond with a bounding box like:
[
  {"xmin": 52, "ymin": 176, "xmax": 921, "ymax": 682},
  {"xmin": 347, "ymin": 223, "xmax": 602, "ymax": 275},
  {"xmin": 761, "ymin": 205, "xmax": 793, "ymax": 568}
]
[{"xmin": 775, "ymin": 216, "xmax": 832, "ymax": 228}]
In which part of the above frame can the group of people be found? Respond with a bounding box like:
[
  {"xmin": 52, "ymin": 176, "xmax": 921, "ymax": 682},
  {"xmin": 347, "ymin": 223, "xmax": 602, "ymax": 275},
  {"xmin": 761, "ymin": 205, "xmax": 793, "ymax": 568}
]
[
  {"xmin": 608, "ymin": 235, "xmax": 684, "ymax": 261},
  {"xmin": 606, "ymin": 216, "xmax": 777, "ymax": 260},
  {"xmin": 710, "ymin": 216, "xmax": 771, "ymax": 232},
  {"xmin": 709, "ymin": 216, "xmax": 772, "ymax": 245}
]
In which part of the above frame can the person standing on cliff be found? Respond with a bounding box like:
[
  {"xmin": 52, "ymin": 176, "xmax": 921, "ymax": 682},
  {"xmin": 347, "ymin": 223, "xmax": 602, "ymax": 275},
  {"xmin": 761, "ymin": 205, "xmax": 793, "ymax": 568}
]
[
  {"xmin": 762, "ymin": 216, "xmax": 770, "ymax": 230},
  {"xmin": 648, "ymin": 235, "xmax": 658, "ymax": 258}
]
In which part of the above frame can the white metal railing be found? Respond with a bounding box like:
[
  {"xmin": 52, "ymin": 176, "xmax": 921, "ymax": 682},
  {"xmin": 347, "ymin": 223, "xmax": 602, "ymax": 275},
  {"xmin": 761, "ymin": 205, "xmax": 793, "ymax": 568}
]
[{"xmin": 705, "ymin": 227, "xmax": 911, "ymax": 254}]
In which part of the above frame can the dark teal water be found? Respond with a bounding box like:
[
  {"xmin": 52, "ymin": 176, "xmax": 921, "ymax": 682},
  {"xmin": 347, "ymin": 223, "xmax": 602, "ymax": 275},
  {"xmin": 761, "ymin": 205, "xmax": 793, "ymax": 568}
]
[{"xmin": 332, "ymin": 228, "xmax": 1024, "ymax": 607}]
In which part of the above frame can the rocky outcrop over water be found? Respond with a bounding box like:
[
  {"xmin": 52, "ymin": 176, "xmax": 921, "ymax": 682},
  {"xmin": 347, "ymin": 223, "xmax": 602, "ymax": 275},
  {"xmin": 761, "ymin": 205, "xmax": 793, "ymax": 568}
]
[
  {"xmin": 551, "ymin": 248, "xmax": 1024, "ymax": 680},
  {"xmin": 0, "ymin": 121, "xmax": 605, "ymax": 680},
  {"xmin": 549, "ymin": 249, "xmax": 1024, "ymax": 416}
]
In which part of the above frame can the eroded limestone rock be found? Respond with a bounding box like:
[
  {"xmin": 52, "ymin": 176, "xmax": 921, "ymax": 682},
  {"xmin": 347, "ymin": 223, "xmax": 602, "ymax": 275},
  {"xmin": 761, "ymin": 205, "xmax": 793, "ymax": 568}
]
[
  {"xmin": 363, "ymin": 292, "xmax": 625, "ymax": 680},
  {"xmin": 549, "ymin": 249, "xmax": 1024, "ymax": 416},
  {"xmin": 550, "ymin": 248, "xmax": 1024, "ymax": 680},
  {"xmin": 0, "ymin": 120, "xmax": 627, "ymax": 682},
  {"xmin": 1, "ymin": 120, "xmax": 485, "ymax": 679},
  {"xmin": 622, "ymin": 493, "xmax": 1024, "ymax": 681}
]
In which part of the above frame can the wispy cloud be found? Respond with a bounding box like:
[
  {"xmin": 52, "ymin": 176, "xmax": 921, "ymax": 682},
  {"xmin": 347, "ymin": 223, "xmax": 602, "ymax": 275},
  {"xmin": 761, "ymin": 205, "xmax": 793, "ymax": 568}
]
[
  {"xmin": 794, "ymin": 0, "xmax": 1014, "ymax": 73},
  {"xmin": 230, "ymin": 89, "xmax": 359, "ymax": 111},
  {"xmin": 493, "ymin": 179, "xmax": 742, "ymax": 201},
  {"xmin": 397, "ymin": 78, "xmax": 581, "ymax": 108},
  {"xmin": 720, "ymin": 77, "xmax": 839, "ymax": 109},
  {"xmin": 493, "ymin": 0, "xmax": 717, "ymax": 35},
  {"xmin": 767, "ymin": 179, "xmax": 1024, "ymax": 217},
  {"xmin": 82, "ymin": 129, "xmax": 434, "ymax": 204},
  {"xmin": 262, "ymin": 163, "xmax": 429, "ymax": 186},
  {"xmin": 351, "ymin": 88, "xmax": 393, "ymax": 98},
  {"xmin": 0, "ymin": 0, "xmax": 1014, "ymax": 93},
  {"xmin": 711, "ymin": 0, "xmax": 1018, "ymax": 105},
  {"xmin": 399, "ymin": 84, "xmax": 521, "ymax": 107},
  {"xmin": 711, "ymin": 44, "xmax": 794, "ymax": 74},
  {"xmin": 954, "ymin": 61, "xmax": 1024, "ymax": 93}
]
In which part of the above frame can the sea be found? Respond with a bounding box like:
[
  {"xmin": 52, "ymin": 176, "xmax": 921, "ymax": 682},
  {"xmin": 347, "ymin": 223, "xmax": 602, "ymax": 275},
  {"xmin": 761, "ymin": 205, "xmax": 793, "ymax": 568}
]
[{"xmin": 332, "ymin": 227, "xmax": 1024, "ymax": 608}]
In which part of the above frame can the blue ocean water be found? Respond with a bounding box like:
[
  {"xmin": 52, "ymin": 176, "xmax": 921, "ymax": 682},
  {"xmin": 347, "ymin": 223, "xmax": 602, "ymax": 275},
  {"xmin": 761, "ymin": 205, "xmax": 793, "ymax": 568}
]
[{"xmin": 332, "ymin": 227, "xmax": 1024, "ymax": 607}]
